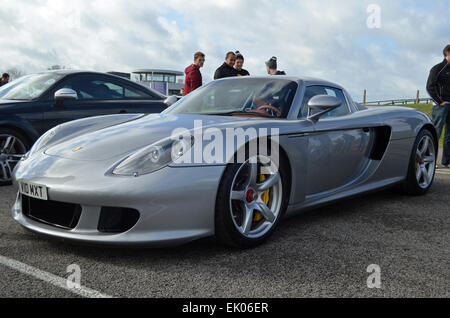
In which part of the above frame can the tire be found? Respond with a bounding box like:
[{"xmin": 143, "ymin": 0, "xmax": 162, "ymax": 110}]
[
  {"xmin": 0, "ymin": 128, "xmax": 30, "ymax": 186},
  {"xmin": 403, "ymin": 129, "xmax": 437, "ymax": 196},
  {"xmin": 215, "ymin": 151, "xmax": 289, "ymax": 248}
]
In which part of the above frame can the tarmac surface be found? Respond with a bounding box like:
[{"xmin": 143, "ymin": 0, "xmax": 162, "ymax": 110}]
[{"xmin": 0, "ymin": 165, "xmax": 449, "ymax": 298}]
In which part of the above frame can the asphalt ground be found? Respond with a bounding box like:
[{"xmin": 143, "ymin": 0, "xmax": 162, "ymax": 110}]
[{"xmin": 0, "ymin": 169, "xmax": 449, "ymax": 298}]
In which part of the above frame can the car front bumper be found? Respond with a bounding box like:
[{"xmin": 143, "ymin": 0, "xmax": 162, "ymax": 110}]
[{"xmin": 11, "ymin": 153, "xmax": 226, "ymax": 246}]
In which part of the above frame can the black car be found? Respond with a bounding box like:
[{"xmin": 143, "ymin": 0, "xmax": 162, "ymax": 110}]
[{"xmin": 0, "ymin": 70, "xmax": 172, "ymax": 185}]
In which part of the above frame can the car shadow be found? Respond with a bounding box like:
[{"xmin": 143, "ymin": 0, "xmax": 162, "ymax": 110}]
[{"xmin": 33, "ymin": 187, "xmax": 403, "ymax": 262}]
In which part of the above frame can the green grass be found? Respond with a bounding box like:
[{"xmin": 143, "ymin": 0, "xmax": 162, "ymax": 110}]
[{"xmin": 371, "ymin": 104, "xmax": 443, "ymax": 146}]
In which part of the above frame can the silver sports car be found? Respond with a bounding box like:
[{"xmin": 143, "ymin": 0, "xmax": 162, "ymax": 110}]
[{"xmin": 11, "ymin": 76, "xmax": 437, "ymax": 247}]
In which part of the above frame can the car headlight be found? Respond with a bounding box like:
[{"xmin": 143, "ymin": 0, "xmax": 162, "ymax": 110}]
[
  {"xmin": 111, "ymin": 135, "xmax": 194, "ymax": 176},
  {"xmin": 22, "ymin": 125, "xmax": 61, "ymax": 160}
]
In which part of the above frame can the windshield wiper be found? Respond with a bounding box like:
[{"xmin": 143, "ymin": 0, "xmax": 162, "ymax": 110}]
[{"xmin": 205, "ymin": 111, "xmax": 276, "ymax": 118}]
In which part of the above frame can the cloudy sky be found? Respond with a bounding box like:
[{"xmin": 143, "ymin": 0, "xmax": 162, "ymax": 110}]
[{"xmin": 0, "ymin": 0, "xmax": 449, "ymax": 101}]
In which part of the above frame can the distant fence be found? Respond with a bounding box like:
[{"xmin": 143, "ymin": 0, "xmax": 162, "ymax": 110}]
[
  {"xmin": 363, "ymin": 98, "xmax": 434, "ymax": 106},
  {"xmin": 361, "ymin": 89, "xmax": 434, "ymax": 105}
]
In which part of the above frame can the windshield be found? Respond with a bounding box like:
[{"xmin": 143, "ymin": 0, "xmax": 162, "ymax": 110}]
[
  {"xmin": 0, "ymin": 75, "xmax": 31, "ymax": 98},
  {"xmin": 0, "ymin": 73, "xmax": 63, "ymax": 100},
  {"xmin": 164, "ymin": 78, "xmax": 298, "ymax": 118}
]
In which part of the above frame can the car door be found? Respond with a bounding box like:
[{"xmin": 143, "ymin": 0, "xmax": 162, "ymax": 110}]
[
  {"xmin": 299, "ymin": 85, "xmax": 375, "ymax": 195},
  {"xmin": 42, "ymin": 74, "xmax": 166, "ymax": 130}
]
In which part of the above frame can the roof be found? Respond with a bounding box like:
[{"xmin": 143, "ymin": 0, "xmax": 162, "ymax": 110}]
[
  {"xmin": 132, "ymin": 69, "xmax": 184, "ymax": 76},
  {"xmin": 38, "ymin": 70, "xmax": 111, "ymax": 76},
  {"xmin": 42, "ymin": 69, "xmax": 86, "ymax": 75}
]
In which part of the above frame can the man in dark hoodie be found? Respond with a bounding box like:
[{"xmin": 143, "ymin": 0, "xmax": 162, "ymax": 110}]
[
  {"xmin": 427, "ymin": 44, "xmax": 450, "ymax": 167},
  {"xmin": 184, "ymin": 52, "xmax": 205, "ymax": 96},
  {"xmin": 214, "ymin": 52, "xmax": 237, "ymax": 80}
]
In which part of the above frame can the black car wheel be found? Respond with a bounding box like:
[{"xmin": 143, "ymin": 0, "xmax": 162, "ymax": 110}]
[{"xmin": 0, "ymin": 128, "xmax": 30, "ymax": 186}]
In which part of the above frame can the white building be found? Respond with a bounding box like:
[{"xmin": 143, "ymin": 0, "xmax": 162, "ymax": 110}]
[{"xmin": 131, "ymin": 69, "xmax": 184, "ymax": 96}]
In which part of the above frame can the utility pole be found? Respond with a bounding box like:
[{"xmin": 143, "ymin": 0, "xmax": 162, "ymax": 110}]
[
  {"xmin": 415, "ymin": 90, "xmax": 420, "ymax": 104},
  {"xmin": 363, "ymin": 89, "xmax": 367, "ymax": 104}
]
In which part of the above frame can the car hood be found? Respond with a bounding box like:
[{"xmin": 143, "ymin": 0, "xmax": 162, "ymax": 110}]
[
  {"xmin": 44, "ymin": 113, "xmax": 273, "ymax": 161},
  {"xmin": 0, "ymin": 99, "xmax": 25, "ymax": 106}
]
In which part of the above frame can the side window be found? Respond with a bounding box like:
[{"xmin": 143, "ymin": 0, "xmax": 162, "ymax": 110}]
[
  {"xmin": 299, "ymin": 86, "xmax": 349, "ymax": 118},
  {"xmin": 91, "ymin": 80, "xmax": 123, "ymax": 99},
  {"xmin": 299, "ymin": 86, "xmax": 327, "ymax": 118},
  {"xmin": 52, "ymin": 75, "xmax": 155, "ymax": 100},
  {"xmin": 124, "ymin": 86, "xmax": 155, "ymax": 99},
  {"xmin": 323, "ymin": 87, "xmax": 349, "ymax": 117}
]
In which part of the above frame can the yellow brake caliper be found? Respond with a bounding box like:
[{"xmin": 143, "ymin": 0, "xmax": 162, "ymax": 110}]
[{"xmin": 254, "ymin": 174, "xmax": 270, "ymax": 222}]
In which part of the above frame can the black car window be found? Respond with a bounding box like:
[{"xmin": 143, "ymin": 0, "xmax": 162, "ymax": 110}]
[
  {"xmin": 52, "ymin": 75, "xmax": 156, "ymax": 100},
  {"xmin": 299, "ymin": 85, "xmax": 350, "ymax": 119},
  {"xmin": 124, "ymin": 86, "xmax": 154, "ymax": 98}
]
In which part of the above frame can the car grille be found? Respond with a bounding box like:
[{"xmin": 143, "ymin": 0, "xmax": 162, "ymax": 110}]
[{"xmin": 22, "ymin": 195, "xmax": 82, "ymax": 230}]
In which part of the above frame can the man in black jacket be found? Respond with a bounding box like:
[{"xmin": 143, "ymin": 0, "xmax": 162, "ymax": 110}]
[
  {"xmin": 214, "ymin": 52, "xmax": 237, "ymax": 80},
  {"xmin": 427, "ymin": 44, "xmax": 450, "ymax": 167}
]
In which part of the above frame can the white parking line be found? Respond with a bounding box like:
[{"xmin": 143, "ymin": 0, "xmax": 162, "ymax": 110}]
[
  {"xmin": 436, "ymin": 169, "xmax": 450, "ymax": 175},
  {"xmin": 0, "ymin": 255, "xmax": 113, "ymax": 298}
]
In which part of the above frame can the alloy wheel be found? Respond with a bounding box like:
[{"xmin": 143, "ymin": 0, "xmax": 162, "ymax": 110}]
[
  {"xmin": 0, "ymin": 135, "xmax": 26, "ymax": 183},
  {"xmin": 229, "ymin": 155, "xmax": 283, "ymax": 239},
  {"xmin": 415, "ymin": 134, "xmax": 436, "ymax": 189}
]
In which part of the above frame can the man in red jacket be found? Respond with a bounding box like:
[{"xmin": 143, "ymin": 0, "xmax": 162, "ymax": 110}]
[{"xmin": 184, "ymin": 52, "xmax": 205, "ymax": 96}]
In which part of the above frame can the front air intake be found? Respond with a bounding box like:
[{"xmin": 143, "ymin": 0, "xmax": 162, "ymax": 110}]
[
  {"xmin": 97, "ymin": 207, "xmax": 140, "ymax": 233},
  {"xmin": 22, "ymin": 195, "xmax": 82, "ymax": 230}
]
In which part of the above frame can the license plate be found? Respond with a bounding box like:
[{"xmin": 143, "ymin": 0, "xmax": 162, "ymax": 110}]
[{"xmin": 18, "ymin": 181, "xmax": 48, "ymax": 200}]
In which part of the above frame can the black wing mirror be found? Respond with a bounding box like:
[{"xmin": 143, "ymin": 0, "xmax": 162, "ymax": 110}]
[{"xmin": 307, "ymin": 95, "xmax": 341, "ymax": 122}]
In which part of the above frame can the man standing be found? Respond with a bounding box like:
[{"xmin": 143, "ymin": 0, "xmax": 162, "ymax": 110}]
[
  {"xmin": 265, "ymin": 57, "xmax": 286, "ymax": 75},
  {"xmin": 184, "ymin": 52, "xmax": 205, "ymax": 96},
  {"xmin": 234, "ymin": 51, "xmax": 250, "ymax": 76},
  {"xmin": 0, "ymin": 73, "xmax": 9, "ymax": 87},
  {"xmin": 427, "ymin": 44, "xmax": 450, "ymax": 167},
  {"xmin": 214, "ymin": 52, "xmax": 237, "ymax": 80}
]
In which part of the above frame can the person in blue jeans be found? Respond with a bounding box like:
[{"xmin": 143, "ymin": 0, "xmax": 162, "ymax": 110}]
[{"xmin": 427, "ymin": 45, "xmax": 450, "ymax": 167}]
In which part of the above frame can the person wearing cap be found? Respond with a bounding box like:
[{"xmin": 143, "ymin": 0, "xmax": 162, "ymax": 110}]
[
  {"xmin": 214, "ymin": 52, "xmax": 238, "ymax": 80},
  {"xmin": 265, "ymin": 57, "xmax": 286, "ymax": 75},
  {"xmin": 234, "ymin": 51, "xmax": 250, "ymax": 77}
]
